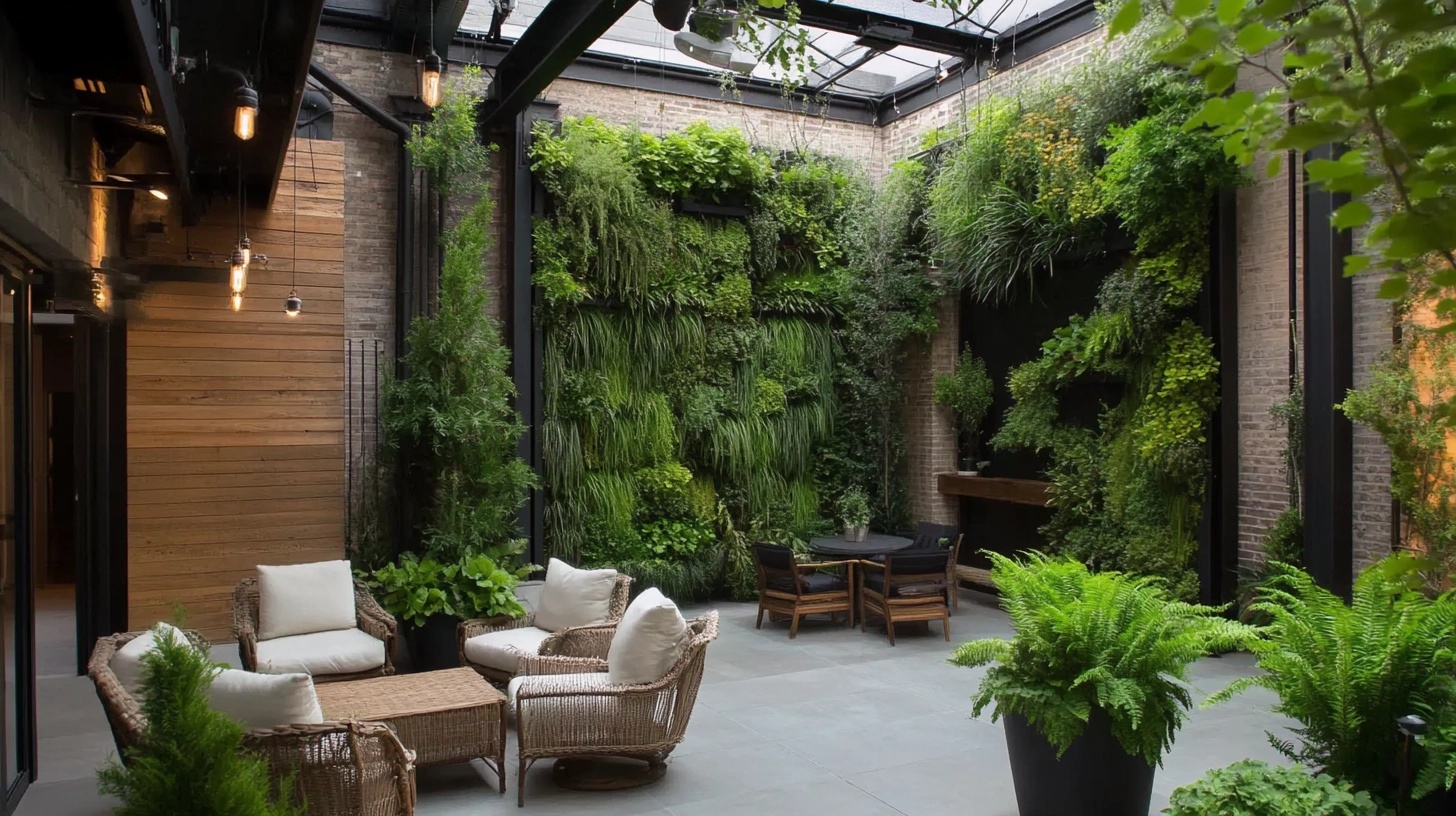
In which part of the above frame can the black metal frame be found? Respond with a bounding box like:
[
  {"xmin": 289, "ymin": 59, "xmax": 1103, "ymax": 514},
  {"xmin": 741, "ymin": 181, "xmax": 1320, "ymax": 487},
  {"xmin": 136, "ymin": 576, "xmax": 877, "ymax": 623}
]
[
  {"xmin": 1302, "ymin": 143, "xmax": 1354, "ymax": 598},
  {"xmin": 479, "ymin": 0, "xmax": 638, "ymax": 131},
  {"xmin": 1200, "ymin": 189, "xmax": 1240, "ymax": 606},
  {"xmin": 117, "ymin": 0, "xmax": 195, "ymax": 222},
  {"xmin": 0, "ymin": 269, "xmax": 36, "ymax": 812}
]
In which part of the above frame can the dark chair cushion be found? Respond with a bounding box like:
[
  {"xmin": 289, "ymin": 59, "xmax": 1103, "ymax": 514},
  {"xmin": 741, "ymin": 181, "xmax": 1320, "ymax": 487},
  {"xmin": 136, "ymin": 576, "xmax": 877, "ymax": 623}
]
[
  {"xmin": 914, "ymin": 522, "xmax": 958, "ymax": 549},
  {"xmin": 754, "ymin": 543, "xmax": 795, "ymax": 570},
  {"xmin": 864, "ymin": 571, "xmax": 945, "ymax": 598},
  {"xmin": 767, "ymin": 572, "xmax": 847, "ymax": 595},
  {"xmin": 890, "ymin": 548, "xmax": 953, "ymax": 575}
]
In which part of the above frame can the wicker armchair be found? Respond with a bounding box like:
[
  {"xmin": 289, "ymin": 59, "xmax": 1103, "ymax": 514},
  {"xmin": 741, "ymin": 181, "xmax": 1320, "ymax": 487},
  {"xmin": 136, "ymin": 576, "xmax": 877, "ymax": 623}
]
[
  {"xmin": 858, "ymin": 548, "xmax": 953, "ymax": 645},
  {"xmin": 89, "ymin": 631, "xmax": 415, "ymax": 816},
  {"xmin": 753, "ymin": 543, "xmax": 854, "ymax": 637},
  {"xmin": 458, "ymin": 574, "xmax": 633, "ymax": 685},
  {"xmin": 233, "ymin": 577, "xmax": 397, "ymax": 682},
  {"xmin": 510, "ymin": 611, "xmax": 719, "ymax": 807}
]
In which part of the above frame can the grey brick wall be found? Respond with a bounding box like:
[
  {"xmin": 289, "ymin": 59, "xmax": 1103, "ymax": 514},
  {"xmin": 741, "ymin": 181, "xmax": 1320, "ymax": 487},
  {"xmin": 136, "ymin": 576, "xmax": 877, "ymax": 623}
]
[{"xmin": 0, "ymin": 11, "xmax": 112, "ymax": 268}]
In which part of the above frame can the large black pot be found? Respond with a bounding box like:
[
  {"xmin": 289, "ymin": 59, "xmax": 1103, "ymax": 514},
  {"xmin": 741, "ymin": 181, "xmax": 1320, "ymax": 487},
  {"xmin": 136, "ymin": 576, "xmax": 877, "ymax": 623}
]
[
  {"xmin": 1003, "ymin": 709, "xmax": 1156, "ymax": 816},
  {"xmin": 403, "ymin": 613, "xmax": 461, "ymax": 673},
  {"xmin": 653, "ymin": 0, "xmax": 691, "ymax": 30}
]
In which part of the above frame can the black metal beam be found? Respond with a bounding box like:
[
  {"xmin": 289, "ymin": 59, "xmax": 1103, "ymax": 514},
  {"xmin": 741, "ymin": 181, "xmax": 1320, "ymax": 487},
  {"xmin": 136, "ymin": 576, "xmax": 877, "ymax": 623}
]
[
  {"xmin": 1303, "ymin": 143, "xmax": 1354, "ymax": 599},
  {"xmin": 262, "ymin": 0, "xmax": 329, "ymax": 208},
  {"xmin": 479, "ymin": 0, "xmax": 637, "ymax": 132},
  {"xmin": 1201, "ymin": 188, "xmax": 1240, "ymax": 606},
  {"xmin": 759, "ymin": 0, "xmax": 994, "ymax": 56},
  {"xmin": 116, "ymin": 0, "xmax": 196, "ymax": 223}
]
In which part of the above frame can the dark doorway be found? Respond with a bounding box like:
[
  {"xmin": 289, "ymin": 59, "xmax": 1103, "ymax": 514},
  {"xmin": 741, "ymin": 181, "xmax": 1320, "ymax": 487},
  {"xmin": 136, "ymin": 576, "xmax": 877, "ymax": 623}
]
[{"xmin": 32, "ymin": 320, "xmax": 76, "ymax": 683}]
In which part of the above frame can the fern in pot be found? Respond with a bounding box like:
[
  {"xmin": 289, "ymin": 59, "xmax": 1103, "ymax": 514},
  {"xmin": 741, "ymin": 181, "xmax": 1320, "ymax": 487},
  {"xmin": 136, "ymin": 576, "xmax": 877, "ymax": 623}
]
[{"xmin": 952, "ymin": 551, "xmax": 1257, "ymax": 816}]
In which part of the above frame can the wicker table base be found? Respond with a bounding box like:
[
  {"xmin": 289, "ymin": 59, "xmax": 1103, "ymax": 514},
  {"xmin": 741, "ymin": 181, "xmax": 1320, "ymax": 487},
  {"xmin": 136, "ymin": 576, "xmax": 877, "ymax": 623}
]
[
  {"xmin": 316, "ymin": 667, "xmax": 507, "ymax": 793},
  {"xmin": 551, "ymin": 757, "xmax": 667, "ymax": 791}
]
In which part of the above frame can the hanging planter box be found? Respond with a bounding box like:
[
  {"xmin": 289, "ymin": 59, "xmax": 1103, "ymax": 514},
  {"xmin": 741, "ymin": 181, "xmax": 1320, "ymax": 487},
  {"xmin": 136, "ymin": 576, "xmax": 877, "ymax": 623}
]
[{"xmin": 674, "ymin": 195, "xmax": 751, "ymax": 218}]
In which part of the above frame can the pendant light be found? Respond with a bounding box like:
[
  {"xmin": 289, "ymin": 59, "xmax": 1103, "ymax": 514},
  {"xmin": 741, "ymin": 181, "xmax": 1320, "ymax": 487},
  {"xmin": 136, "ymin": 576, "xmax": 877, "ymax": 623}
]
[
  {"xmin": 420, "ymin": 0, "xmax": 442, "ymax": 107},
  {"xmin": 284, "ymin": 141, "xmax": 303, "ymax": 317},
  {"xmin": 229, "ymin": 147, "xmax": 248, "ymax": 309},
  {"xmin": 234, "ymin": 83, "xmax": 258, "ymax": 141}
]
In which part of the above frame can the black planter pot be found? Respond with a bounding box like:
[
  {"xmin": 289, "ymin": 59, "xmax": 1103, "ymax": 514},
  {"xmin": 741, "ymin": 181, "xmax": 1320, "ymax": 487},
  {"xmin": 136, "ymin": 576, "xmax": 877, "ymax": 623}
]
[
  {"xmin": 1003, "ymin": 710, "xmax": 1156, "ymax": 816},
  {"xmin": 653, "ymin": 0, "xmax": 691, "ymax": 30},
  {"xmin": 404, "ymin": 613, "xmax": 461, "ymax": 673}
]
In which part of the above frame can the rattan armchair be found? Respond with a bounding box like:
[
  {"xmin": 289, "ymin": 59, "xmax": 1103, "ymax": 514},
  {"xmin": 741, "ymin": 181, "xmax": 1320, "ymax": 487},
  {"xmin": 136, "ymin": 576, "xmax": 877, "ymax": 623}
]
[
  {"xmin": 858, "ymin": 548, "xmax": 953, "ymax": 645},
  {"xmin": 510, "ymin": 611, "xmax": 719, "ymax": 807},
  {"xmin": 753, "ymin": 543, "xmax": 854, "ymax": 637},
  {"xmin": 89, "ymin": 631, "xmax": 416, "ymax": 816},
  {"xmin": 458, "ymin": 574, "xmax": 633, "ymax": 685},
  {"xmin": 233, "ymin": 577, "xmax": 398, "ymax": 682}
]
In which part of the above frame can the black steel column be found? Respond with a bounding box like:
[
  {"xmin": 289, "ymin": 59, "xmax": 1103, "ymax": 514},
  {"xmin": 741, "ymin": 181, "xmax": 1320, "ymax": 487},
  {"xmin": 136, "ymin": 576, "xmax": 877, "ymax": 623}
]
[
  {"xmin": 12, "ymin": 277, "xmax": 35, "ymax": 787},
  {"xmin": 1200, "ymin": 189, "xmax": 1240, "ymax": 606},
  {"xmin": 506, "ymin": 107, "xmax": 547, "ymax": 563},
  {"xmin": 106, "ymin": 320, "xmax": 128, "ymax": 631},
  {"xmin": 1302, "ymin": 143, "xmax": 1354, "ymax": 598}
]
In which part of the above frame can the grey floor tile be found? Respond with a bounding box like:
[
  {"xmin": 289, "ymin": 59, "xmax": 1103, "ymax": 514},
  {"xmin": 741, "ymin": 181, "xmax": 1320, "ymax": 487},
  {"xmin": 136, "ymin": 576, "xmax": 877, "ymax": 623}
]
[
  {"xmin": 781, "ymin": 710, "xmax": 1001, "ymax": 777},
  {"xmin": 668, "ymin": 779, "xmax": 906, "ymax": 816},
  {"xmin": 647, "ymin": 742, "xmax": 839, "ymax": 808}
]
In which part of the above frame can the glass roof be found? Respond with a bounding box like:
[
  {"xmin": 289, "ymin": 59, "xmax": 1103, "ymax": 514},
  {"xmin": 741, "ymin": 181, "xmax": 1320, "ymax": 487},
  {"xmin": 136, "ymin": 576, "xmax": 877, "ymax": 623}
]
[{"xmin": 458, "ymin": 0, "xmax": 1074, "ymax": 99}]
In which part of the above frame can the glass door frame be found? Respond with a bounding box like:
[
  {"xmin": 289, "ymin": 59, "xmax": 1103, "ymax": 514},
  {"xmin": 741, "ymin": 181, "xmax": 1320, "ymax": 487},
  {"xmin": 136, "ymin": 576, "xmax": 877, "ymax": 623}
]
[{"xmin": 1, "ymin": 267, "xmax": 36, "ymax": 813}]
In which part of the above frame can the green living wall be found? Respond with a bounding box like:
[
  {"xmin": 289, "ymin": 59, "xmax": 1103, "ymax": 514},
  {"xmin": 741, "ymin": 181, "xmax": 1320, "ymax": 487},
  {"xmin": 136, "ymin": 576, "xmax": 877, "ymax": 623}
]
[
  {"xmin": 529, "ymin": 119, "xmax": 937, "ymax": 600},
  {"xmin": 926, "ymin": 54, "xmax": 1244, "ymax": 597}
]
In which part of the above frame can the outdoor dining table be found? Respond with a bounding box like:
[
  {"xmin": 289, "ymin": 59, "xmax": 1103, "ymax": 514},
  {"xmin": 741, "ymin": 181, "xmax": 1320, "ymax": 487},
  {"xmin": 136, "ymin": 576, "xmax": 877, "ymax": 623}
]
[{"xmin": 808, "ymin": 533, "xmax": 915, "ymax": 559}]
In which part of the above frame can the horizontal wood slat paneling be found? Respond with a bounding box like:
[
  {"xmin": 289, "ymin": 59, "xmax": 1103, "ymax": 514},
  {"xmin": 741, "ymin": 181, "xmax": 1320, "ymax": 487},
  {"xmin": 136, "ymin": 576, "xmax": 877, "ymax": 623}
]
[{"xmin": 128, "ymin": 138, "xmax": 347, "ymax": 642}]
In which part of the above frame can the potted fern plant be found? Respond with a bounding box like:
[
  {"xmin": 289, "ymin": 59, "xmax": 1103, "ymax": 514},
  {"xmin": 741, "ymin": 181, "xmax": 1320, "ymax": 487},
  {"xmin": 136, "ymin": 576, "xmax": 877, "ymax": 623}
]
[{"xmin": 952, "ymin": 551, "xmax": 1257, "ymax": 816}]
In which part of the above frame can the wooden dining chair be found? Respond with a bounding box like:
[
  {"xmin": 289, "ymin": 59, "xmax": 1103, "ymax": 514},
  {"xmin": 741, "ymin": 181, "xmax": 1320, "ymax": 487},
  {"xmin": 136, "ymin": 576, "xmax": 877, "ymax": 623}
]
[
  {"xmin": 857, "ymin": 548, "xmax": 952, "ymax": 645},
  {"xmin": 753, "ymin": 544, "xmax": 855, "ymax": 638}
]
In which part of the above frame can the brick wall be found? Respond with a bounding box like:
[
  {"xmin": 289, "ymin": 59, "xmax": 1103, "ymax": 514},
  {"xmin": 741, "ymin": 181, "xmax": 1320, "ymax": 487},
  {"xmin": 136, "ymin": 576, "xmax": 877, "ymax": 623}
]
[
  {"xmin": 0, "ymin": 11, "xmax": 115, "ymax": 268},
  {"xmin": 1350, "ymin": 233, "xmax": 1394, "ymax": 571}
]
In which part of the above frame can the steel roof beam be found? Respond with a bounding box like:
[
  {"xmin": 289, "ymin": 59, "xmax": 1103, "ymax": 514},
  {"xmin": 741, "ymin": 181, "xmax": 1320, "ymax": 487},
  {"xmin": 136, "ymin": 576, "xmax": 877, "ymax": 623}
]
[
  {"xmin": 116, "ymin": 0, "xmax": 196, "ymax": 223},
  {"xmin": 756, "ymin": 0, "xmax": 994, "ymax": 57},
  {"xmin": 478, "ymin": 0, "xmax": 637, "ymax": 132}
]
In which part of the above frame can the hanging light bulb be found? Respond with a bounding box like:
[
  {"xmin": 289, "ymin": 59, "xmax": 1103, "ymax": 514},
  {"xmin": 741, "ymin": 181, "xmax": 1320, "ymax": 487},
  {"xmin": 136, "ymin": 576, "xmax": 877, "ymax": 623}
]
[
  {"xmin": 420, "ymin": 52, "xmax": 443, "ymax": 108},
  {"xmin": 284, "ymin": 290, "xmax": 302, "ymax": 317},
  {"xmin": 231, "ymin": 291, "xmax": 244, "ymax": 312},
  {"xmin": 234, "ymin": 84, "xmax": 259, "ymax": 141},
  {"xmin": 228, "ymin": 246, "xmax": 248, "ymax": 295},
  {"xmin": 238, "ymin": 235, "xmax": 252, "ymax": 270}
]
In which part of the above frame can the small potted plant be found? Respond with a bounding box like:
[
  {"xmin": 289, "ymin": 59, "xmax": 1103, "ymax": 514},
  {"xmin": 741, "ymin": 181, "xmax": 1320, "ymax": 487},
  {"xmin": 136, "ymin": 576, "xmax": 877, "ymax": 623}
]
[
  {"xmin": 951, "ymin": 551, "xmax": 1257, "ymax": 816},
  {"xmin": 933, "ymin": 346, "xmax": 994, "ymax": 475},
  {"xmin": 363, "ymin": 551, "xmax": 530, "ymax": 671},
  {"xmin": 837, "ymin": 488, "xmax": 871, "ymax": 543}
]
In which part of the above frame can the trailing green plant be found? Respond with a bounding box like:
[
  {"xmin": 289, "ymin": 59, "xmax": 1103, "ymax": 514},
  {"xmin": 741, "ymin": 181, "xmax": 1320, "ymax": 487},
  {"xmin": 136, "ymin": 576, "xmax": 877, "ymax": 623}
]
[
  {"xmin": 1237, "ymin": 505, "xmax": 1305, "ymax": 622},
  {"xmin": 97, "ymin": 627, "xmax": 303, "ymax": 816},
  {"xmin": 1162, "ymin": 760, "xmax": 1379, "ymax": 816},
  {"xmin": 934, "ymin": 345, "xmax": 994, "ymax": 461},
  {"xmin": 383, "ymin": 80, "xmax": 536, "ymax": 564},
  {"xmin": 951, "ymin": 551, "xmax": 1257, "ymax": 765},
  {"xmin": 836, "ymin": 487, "xmax": 870, "ymax": 528},
  {"xmin": 1210, "ymin": 555, "xmax": 1456, "ymax": 807},
  {"xmin": 1339, "ymin": 284, "xmax": 1456, "ymax": 580}
]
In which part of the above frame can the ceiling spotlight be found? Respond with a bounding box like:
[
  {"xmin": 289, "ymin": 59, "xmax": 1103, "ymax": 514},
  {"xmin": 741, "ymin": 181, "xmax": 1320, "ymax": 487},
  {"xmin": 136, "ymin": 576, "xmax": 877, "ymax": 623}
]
[
  {"xmin": 234, "ymin": 84, "xmax": 258, "ymax": 141},
  {"xmin": 284, "ymin": 291, "xmax": 302, "ymax": 317},
  {"xmin": 148, "ymin": 188, "xmax": 169, "ymax": 201},
  {"xmin": 937, "ymin": 61, "xmax": 949, "ymax": 82}
]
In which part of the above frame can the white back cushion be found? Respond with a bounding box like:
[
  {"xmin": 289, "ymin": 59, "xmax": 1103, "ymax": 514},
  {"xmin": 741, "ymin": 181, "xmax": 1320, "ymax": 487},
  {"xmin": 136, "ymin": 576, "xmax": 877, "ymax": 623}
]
[
  {"xmin": 257, "ymin": 560, "xmax": 357, "ymax": 640},
  {"xmin": 533, "ymin": 559, "xmax": 618, "ymax": 632},
  {"xmin": 607, "ymin": 588, "xmax": 688, "ymax": 686},
  {"xmin": 209, "ymin": 669, "xmax": 324, "ymax": 730},
  {"xmin": 110, "ymin": 622, "xmax": 195, "ymax": 695}
]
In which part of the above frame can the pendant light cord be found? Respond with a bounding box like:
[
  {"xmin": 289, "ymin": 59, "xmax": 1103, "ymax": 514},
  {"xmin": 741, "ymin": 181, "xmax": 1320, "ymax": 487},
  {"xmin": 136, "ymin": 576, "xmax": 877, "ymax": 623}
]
[{"xmin": 292, "ymin": 140, "xmax": 299, "ymax": 294}]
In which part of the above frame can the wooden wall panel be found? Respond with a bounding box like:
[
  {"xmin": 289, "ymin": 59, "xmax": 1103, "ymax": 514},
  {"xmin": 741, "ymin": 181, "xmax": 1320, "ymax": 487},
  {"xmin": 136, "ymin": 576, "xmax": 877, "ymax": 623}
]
[{"xmin": 127, "ymin": 139, "xmax": 347, "ymax": 640}]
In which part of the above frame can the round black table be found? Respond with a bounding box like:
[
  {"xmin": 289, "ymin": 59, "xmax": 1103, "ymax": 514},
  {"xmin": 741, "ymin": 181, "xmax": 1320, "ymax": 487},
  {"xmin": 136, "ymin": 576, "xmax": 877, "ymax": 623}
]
[{"xmin": 808, "ymin": 533, "xmax": 914, "ymax": 558}]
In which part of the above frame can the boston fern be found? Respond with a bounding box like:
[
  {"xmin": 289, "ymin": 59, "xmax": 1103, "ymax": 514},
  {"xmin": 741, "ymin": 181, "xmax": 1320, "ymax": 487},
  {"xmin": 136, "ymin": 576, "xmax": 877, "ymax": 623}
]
[
  {"xmin": 1210, "ymin": 555, "xmax": 1456, "ymax": 805},
  {"xmin": 951, "ymin": 551, "xmax": 1257, "ymax": 765}
]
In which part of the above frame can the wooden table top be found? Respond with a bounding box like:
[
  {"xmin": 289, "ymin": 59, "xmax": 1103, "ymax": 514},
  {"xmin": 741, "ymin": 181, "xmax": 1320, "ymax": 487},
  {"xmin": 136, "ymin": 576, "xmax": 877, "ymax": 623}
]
[{"xmin": 315, "ymin": 667, "xmax": 504, "ymax": 721}]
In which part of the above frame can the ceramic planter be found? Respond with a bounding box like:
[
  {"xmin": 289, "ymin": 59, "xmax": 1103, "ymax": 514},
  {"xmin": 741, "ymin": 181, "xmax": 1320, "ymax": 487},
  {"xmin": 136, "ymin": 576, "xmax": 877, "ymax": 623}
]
[
  {"xmin": 1002, "ymin": 709, "xmax": 1155, "ymax": 816},
  {"xmin": 843, "ymin": 524, "xmax": 868, "ymax": 543}
]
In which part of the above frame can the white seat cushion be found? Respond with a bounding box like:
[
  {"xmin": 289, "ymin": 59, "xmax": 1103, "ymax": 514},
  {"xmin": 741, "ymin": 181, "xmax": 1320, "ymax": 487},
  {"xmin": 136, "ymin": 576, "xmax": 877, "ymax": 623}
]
[
  {"xmin": 533, "ymin": 559, "xmax": 618, "ymax": 632},
  {"xmin": 111, "ymin": 622, "xmax": 196, "ymax": 695},
  {"xmin": 607, "ymin": 588, "xmax": 688, "ymax": 686},
  {"xmin": 463, "ymin": 626, "xmax": 552, "ymax": 673},
  {"xmin": 209, "ymin": 668, "xmax": 324, "ymax": 730},
  {"xmin": 257, "ymin": 560, "xmax": 357, "ymax": 640},
  {"xmin": 256, "ymin": 628, "xmax": 385, "ymax": 677},
  {"xmin": 507, "ymin": 671, "xmax": 611, "ymax": 707}
]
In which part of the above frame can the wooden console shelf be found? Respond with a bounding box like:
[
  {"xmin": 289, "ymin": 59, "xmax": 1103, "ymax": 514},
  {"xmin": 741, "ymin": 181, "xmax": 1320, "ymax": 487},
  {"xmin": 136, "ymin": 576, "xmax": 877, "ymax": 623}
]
[{"xmin": 936, "ymin": 473, "xmax": 1051, "ymax": 507}]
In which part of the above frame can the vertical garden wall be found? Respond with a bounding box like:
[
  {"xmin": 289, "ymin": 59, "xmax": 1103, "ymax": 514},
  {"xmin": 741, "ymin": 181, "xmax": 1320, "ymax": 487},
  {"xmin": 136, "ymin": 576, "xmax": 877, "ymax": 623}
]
[
  {"xmin": 924, "ymin": 53, "xmax": 1243, "ymax": 597},
  {"xmin": 530, "ymin": 119, "xmax": 937, "ymax": 599}
]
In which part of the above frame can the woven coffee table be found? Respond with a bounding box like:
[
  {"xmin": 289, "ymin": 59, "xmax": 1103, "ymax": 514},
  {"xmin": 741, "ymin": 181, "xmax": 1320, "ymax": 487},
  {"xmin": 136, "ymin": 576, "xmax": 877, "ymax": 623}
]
[{"xmin": 316, "ymin": 667, "xmax": 506, "ymax": 793}]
